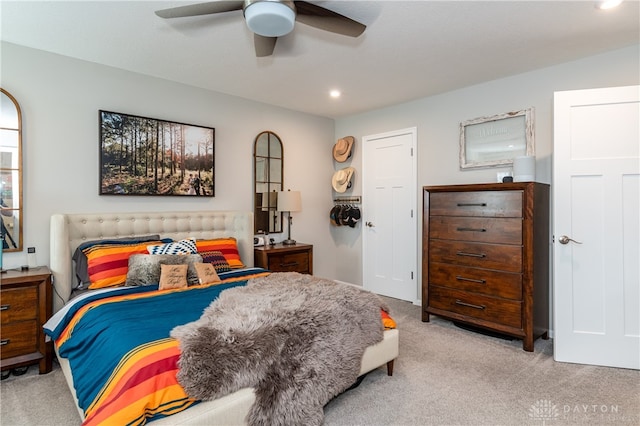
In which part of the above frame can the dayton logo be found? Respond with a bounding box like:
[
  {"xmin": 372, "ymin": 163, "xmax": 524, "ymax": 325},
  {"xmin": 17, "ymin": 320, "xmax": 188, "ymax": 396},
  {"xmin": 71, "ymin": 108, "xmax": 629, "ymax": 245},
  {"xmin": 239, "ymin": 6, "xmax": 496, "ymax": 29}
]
[{"xmin": 529, "ymin": 399, "xmax": 560, "ymax": 425}]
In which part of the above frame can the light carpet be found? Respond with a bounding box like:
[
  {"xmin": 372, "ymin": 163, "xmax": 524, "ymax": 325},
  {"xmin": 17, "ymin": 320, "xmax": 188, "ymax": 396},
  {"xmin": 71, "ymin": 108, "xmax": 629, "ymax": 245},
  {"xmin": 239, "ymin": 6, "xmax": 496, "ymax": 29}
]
[{"xmin": 1, "ymin": 297, "xmax": 638, "ymax": 425}]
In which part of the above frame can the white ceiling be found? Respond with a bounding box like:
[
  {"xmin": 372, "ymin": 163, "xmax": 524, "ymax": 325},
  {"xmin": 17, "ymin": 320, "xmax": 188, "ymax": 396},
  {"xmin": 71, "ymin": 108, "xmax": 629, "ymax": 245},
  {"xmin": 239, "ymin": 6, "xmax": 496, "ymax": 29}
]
[{"xmin": 1, "ymin": 1, "xmax": 638, "ymax": 118}]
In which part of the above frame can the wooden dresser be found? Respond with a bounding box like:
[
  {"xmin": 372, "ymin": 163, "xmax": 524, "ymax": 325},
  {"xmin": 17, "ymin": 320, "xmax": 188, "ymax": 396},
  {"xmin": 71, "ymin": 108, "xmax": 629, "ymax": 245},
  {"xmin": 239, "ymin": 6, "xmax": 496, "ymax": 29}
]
[
  {"xmin": 1, "ymin": 267, "xmax": 53, "ymax": 374},
  {"xmin": 422, "ymin": 182, "xmax": 549, "ymax": 351},
  {"xmin": 254, "ymin": 243, "xmax": 313, "ymax": 274}
]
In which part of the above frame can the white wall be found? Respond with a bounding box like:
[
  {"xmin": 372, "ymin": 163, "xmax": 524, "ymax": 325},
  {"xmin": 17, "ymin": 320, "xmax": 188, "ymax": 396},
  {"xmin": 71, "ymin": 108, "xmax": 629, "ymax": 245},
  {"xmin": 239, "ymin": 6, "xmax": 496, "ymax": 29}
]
[
  {"xmin": 333, "ymin": 44, "xmax": 640, "ymax": 297},
  {"xmin": 1, "ymin": 42, "xmax": 337, "ymax": 276}
]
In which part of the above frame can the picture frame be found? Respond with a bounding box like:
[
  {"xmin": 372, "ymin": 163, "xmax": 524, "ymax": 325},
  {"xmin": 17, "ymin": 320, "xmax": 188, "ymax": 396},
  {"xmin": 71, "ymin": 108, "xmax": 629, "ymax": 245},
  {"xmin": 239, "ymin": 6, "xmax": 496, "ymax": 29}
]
[
  {"xmin": 459, "ymin": 108, "xmax": 534, "ymax": 169},
  {"xmin": 99, "ymin": 110, "xmax": 215, "ymax": 196}
]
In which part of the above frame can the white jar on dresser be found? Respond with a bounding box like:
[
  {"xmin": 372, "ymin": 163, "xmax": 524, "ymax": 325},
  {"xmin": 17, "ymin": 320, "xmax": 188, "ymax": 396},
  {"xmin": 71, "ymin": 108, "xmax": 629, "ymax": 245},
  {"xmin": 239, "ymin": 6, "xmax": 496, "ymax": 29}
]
[{"xmin": 422, "ymin": 182, "xmax": 550, "ymax": 352}]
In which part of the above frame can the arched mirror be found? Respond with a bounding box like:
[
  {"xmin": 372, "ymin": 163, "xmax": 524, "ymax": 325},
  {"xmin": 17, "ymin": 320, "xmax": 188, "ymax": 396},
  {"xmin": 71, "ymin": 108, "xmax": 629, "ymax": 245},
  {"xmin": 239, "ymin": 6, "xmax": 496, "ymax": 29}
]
[
  {"xmin": 0, "ymin": 88, "xmax": 23, "ymax": 252},
  {"xmin": 254, "ymin": 131, "xmax": 283, "ymax": 235}
]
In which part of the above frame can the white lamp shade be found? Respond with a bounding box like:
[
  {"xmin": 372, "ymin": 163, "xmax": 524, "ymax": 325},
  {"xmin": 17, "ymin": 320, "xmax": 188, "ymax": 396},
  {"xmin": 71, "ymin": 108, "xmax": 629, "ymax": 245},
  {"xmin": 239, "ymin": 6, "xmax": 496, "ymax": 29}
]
[
  {"xmin": 244, "ymin": 1, "xmax": 295, "ymax": 37},
  {"xmin": 277, "ymin": 190, "xmax": 301, "ymax": 212}
]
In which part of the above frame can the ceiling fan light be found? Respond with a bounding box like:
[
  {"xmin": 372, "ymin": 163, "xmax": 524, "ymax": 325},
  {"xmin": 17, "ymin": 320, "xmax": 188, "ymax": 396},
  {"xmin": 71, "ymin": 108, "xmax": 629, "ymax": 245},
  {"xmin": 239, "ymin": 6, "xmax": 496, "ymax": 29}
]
[{"xmin": 245, "ymin": 1, "xmax": 295, "ymax": 37}]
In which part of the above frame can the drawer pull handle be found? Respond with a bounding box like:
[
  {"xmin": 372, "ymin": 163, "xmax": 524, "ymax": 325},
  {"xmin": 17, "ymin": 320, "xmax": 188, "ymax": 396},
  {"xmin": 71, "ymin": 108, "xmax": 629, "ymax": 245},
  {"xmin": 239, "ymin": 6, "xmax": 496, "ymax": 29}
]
[
  {"xmin": 0, "ymin": 305, "xmax": 9, "ymax": 311},
  {"xmin": 456, "ymin": 251, "xmax": 486, "ymax": 258},
  {"xmin": 457, "ymin": 227, "xmax": 487, "ymax": 233},
  {"xmin": 0, "ymin": 339, "xmax": 9, "ymax": 346},
  {"xmin": 455, "ymin": 300, "xmax": 486, "ymax": 310},
  {"xmin": 456, "ymin": 276, "xmax": 486, "ymax": 284},
  {"xmin": 457, "ymin": 203, "xmax": 487, "ymax": 207},
  {"xmin": 280, "ymin": 262, "xmax": 299, "ymax": 267}
]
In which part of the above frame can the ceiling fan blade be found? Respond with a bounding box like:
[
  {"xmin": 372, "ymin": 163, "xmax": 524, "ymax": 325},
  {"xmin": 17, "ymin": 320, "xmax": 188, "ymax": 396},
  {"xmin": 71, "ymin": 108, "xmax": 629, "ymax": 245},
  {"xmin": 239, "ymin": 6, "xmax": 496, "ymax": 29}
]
[
  {"xmin": 155, "ymin": 1, "xmax": 244, "ymax": 19},
  {"xmin": 294, "ymin": 1, "xmax": 366, "ymax": 37},
  {"xmin": 254, "ymin": 34, "xmax": 277, "ymax": 57}
]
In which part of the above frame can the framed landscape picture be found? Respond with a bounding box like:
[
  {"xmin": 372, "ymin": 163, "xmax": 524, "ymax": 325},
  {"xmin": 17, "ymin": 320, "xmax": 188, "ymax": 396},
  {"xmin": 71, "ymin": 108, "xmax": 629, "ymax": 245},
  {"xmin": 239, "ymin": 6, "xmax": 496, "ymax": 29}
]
[{"xmin": 99, "ymin": 110, "xmax": 215, "ymax": 196}]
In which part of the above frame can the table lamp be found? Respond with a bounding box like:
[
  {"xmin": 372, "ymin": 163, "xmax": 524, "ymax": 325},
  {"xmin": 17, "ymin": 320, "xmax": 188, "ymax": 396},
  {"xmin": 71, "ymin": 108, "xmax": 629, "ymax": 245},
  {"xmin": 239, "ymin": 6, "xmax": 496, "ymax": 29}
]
[{"xmin": 277, "ymin": 189, "xmax": 301, "ymax": 245}]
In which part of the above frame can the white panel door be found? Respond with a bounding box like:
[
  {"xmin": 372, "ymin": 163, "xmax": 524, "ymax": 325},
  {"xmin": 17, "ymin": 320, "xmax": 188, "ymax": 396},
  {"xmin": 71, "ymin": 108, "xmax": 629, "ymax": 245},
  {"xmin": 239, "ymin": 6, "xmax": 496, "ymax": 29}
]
[
  {"xmin": 553, "ymin": 85, "xmax": 639, "ymax": 369},
  {"xmin": 362, "ymin": 128, "xmax": 417, "ymax": 302}
]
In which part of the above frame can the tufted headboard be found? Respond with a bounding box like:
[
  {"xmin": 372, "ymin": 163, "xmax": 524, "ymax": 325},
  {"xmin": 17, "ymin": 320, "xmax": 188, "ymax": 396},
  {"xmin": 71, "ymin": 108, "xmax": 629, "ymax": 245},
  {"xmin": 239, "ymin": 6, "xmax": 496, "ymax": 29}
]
[{"xmin": 50, "ymin": 211, "xmax": 254, "ymax": 312}]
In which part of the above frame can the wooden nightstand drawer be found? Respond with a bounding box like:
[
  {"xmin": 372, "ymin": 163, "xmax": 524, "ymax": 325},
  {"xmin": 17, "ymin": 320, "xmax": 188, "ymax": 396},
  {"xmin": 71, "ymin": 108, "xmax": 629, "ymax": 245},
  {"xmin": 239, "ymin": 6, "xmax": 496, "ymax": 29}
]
[
  {"xmin": 429, "ymin": 191, "xmax": 523, "ymax": 217},
  {"xmin": 1, "ymin": 321, "xmax": 38, "ymax": 359},
  {"xmin": 429, "ymin": 216, "xmax": 522, "ymax": 244},
  {"xmin": 1, "ymin": 287, "xmax": 38, "ymax": 324},
  {"xmin": 268, "ymin": 252, "xmax": 309, "ymax": 273}
]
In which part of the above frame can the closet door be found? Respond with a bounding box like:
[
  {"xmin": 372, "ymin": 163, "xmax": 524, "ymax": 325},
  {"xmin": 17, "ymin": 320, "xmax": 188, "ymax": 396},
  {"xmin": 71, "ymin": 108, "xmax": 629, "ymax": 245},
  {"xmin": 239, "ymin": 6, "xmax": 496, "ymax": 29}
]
[{"xmin": 553, "ymin": 85, "xmax": 639, "ymax": 369}]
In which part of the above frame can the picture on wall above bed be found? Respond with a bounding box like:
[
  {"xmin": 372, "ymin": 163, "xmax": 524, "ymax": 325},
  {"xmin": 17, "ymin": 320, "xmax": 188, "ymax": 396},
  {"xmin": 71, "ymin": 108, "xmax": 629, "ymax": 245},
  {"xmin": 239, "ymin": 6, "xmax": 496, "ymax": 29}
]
[{"xmin": 99, "ymin": 110, "xmax": 215, "ymax": 196}]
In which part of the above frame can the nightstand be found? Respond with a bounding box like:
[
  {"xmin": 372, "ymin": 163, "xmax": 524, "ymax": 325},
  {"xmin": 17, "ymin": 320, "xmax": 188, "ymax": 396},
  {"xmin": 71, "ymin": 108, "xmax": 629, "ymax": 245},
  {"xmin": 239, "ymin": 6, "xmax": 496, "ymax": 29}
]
[
  {"xmin": 1, "ymin": 267, "xmax": 53, "ymax": 374},
  {"xmin": 254, "ymin": 243, "xmax": 313, "ymax": 274}
]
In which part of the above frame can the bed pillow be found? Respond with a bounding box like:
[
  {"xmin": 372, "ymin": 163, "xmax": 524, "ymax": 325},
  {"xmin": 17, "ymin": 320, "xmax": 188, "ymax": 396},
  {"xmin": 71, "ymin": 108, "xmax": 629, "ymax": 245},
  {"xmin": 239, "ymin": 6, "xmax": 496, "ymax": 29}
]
[
  {"xmin": 159, "ymin": 264, "xmax": 189, "ymax": 290},
  {"xmin": 84, "ymin": 240, "xmax": 170, "ymax": 289},
  {"xmin": 196, "ymin": 238, "xmax": 244, "ymax": 269},
  {"xmin": 72, "ymin": 235, "xmax": 161, "ymax": 288},
  {"xmin": 193, "ymin": 263, "xmax": 221, "ymax": 285},
  {"xmin": 126, "ymin": 254, "xmax": 203, "ymax": 286},
  {"xmin": 199, "ymin": 250, "xmax": 232, "ymax": 273},
  {"xmin": 148, "ymin": 238, "xmax": 197, "ymax": 255}
]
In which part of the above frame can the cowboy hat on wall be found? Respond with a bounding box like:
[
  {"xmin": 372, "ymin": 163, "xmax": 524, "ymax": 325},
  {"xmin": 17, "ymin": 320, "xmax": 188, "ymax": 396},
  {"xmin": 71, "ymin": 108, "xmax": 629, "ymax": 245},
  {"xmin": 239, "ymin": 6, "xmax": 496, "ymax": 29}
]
[
  {"xmin": 332, "ymin": 136, "xmax": 354, "ymax": 163},
  {"xmin": 332, "ymin": 167, "xmax": 355, "ymax": 193}
]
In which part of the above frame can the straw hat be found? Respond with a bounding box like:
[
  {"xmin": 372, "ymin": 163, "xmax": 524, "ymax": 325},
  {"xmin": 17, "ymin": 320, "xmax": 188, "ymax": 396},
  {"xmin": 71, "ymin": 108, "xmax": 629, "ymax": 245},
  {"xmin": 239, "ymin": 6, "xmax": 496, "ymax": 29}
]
[
  {"xmin": 332, "ymin": 136, "xmax": 354, "ymax": 163},
  {"xmin": 332, "ymin": 167, "xmax": 355, "ymax": 193}
]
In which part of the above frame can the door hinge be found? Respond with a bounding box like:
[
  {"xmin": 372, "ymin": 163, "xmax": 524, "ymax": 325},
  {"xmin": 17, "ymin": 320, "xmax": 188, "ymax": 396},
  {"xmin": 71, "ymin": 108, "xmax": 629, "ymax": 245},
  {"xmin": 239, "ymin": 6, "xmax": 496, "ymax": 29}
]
[
  {"xmin": 411, "ymin": 209, "xmax": 414, "ymax": 218},
  {"xmin": 410, "ymin": 147, "xmax": 414, "ymax": 156},
  {"xmin": 411, "ymin": 271, "xmax": 414, "ymax": 280}
]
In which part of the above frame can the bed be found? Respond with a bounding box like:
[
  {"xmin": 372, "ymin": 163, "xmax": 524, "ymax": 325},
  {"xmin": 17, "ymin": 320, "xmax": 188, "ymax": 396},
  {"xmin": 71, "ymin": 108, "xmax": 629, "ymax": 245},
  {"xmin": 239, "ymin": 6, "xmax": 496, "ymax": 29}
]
[{"xmin": 47, "ymin": 210, "xmax": 399, "ymax": 425}]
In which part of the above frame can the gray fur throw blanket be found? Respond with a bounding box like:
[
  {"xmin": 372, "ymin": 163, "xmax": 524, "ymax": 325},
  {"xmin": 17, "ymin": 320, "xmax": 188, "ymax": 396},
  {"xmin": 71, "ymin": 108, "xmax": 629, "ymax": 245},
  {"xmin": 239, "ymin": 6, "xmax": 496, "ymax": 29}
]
[{"xmin": 171, "ymin": 272, "xmax": 389, "ymax": 426}]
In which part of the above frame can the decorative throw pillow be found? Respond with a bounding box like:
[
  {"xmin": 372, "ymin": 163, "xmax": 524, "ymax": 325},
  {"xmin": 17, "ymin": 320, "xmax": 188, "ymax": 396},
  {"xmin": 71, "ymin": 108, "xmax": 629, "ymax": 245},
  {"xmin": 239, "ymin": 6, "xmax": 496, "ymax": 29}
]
[
  {"xmin": 193, "ymin": 263, "xmax": 221, "ymax": 285},
  {"xmin": 85, "ymin": 240, "xmax": 169, "ymax": 289},
  {"xmin": 199, "ymin": 250, "xmax": 232, "ymax": 273},
  {"xmin": 72, "ymin": 235, "xmax": 161, "ymax": 288},
  {"xmin": 126, "ymin": 254, "xmax": 203, "ymax": 286},
  {"xmin": 159, "ymin": 264, "xmax": 188, "ymax": 290},
  {"xmin": 148, "ymin": 238, "xmax": 197, "ymax": 255},
  {"xmin": 196, "ymin": 238, "xmax": 244, "ymax": 269}
]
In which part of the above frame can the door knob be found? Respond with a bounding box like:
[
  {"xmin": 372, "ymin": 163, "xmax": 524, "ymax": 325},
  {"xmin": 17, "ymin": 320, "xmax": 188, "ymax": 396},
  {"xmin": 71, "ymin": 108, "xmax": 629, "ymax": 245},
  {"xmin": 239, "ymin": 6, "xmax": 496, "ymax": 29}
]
[
  {"xmin": 558, "ymin": 235, "xmax": 582, "ymax": 245},
  {"xmin": 365, "ymin": 221, "xmax": 375, "ymax": 227}
]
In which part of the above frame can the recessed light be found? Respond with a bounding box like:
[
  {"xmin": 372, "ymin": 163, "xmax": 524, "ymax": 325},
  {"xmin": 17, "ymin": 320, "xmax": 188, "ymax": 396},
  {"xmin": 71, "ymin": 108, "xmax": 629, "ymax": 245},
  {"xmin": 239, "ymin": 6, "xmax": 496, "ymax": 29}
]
[
  {"xmin": 595, "ymin": 0, "xmax": 623, "ymax": 10},
  {"xmin": 329, "ymin": 90, "xmax": 341, "ymax": 98}
]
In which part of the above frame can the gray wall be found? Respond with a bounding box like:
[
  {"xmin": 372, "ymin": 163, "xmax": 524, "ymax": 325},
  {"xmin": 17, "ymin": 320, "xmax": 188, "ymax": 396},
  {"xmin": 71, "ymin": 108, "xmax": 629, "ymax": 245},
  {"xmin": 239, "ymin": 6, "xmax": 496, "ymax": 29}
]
[
  {"xmin": 333, "ymin": 44, "xmax": 640, "ymax": 298},
  {"xmin": 2, "ymin": 41, "xmax": 638, "ymax": 297},
  {"xmin": 1, "ymin": 42, "xmax": 337, "ymax": 277}
]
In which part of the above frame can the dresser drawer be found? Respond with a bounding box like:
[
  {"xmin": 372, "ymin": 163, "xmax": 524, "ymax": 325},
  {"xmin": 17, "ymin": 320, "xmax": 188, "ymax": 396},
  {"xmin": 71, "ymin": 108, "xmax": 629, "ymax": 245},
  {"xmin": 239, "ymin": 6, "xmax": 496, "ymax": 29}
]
[
  {"xmin": 428, "ymin": 286, "xmax": 522, "ymax": 329},
  {"xmin": 1, "ymin": 287, "xmax": 38, "ymax": 324},
  {"xmin": 429, "ymin": 240, "xmax": 522, "ymax": 273},
  {"xmin": 429, "ymin": 262, "xmax": 522, "ymax": 300},
  {"xmin": 0, "ymin": 321, "xmax": 38, "ymax": 359},
  {"xmin": 429, "ymin": 191, "xmax": 523, "ymax": 217},
  {"xmin": 268, "ymin": 252, "xmax": 310, "ymax": 273},
  {"xmin": 429, "ymin": 217, "xmax": 522, "ymax": 244}
]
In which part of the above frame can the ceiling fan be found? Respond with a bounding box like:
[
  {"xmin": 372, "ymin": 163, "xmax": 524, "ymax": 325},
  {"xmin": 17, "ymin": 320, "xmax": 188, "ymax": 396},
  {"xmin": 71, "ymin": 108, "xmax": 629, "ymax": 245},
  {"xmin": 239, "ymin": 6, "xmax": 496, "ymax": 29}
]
[{"xmin": 155, "ymin": 0, "xmax": 366, "ymax": 57}]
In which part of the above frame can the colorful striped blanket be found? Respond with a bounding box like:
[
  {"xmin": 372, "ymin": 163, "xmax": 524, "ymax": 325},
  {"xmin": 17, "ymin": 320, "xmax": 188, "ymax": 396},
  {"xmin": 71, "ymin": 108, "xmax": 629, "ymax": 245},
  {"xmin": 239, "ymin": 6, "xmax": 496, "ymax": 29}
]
[{"xmin": 44, "ymin": 268, "xmax": 270, "ymax": 426}]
